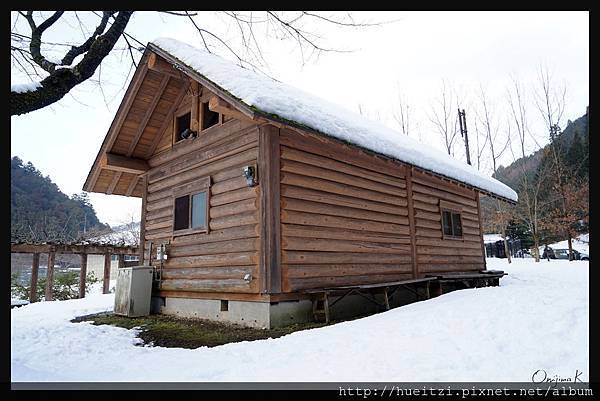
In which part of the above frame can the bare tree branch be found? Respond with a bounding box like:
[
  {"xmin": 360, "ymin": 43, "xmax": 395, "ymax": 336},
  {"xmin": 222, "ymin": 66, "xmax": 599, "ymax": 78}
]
[
  {"xmin": 24, "ymin": 11, "xmax": 65, "ymax": 73},
  {"xmin": 11, "ymin": 11, "xmax": 133, "ymax": 116},
  {"xmin": 61, "ymin": 12, "xmax": 111, "ymax": 66}
]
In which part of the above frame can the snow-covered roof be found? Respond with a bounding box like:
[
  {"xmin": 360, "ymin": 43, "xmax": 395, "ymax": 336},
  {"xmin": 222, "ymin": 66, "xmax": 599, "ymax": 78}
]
[
  {"xmin": 150, "ymin": 38, "xmax": 518, "ymax": 202},
  {"xmin": 86, "ymin": 222, "xmax": 140, "ymax": 247}
]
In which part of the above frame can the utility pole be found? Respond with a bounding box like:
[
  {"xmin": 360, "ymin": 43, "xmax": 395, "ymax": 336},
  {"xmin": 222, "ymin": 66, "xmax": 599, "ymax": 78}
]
[{"xmin": 458, "ymin": 108, "xmax": 472, "ymax": 165}]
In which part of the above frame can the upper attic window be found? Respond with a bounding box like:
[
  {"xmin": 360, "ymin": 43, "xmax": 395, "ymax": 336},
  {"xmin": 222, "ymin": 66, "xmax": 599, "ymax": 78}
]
[
  {"xmin": 175, "ymin": 111, "xmax": 191, "ymax": 142},
  {"xmin": 202, "ymin": 102, "xmax": 220, "ymax": 130}
]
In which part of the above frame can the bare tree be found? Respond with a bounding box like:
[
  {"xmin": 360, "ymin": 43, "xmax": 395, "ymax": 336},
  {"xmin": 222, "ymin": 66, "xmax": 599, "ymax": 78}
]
[
  {"xmin": 429, "ymin": 80, "xmax": 459, "ymax": 156},
  {"xmin": 392, "ymin": 86, "xmax": 411, "ymax": 136},
  {"xmin": 477, "ymin": 85, "xmax": 511, "ymax": 176},
  {"xmin": 506, "ymin": 76, "xmax": 546, "ymax": 262},
  {"xmin": 357, "ymin": 103, "xmax": 381, "ymax": 121},
  {"xmin": 11, "ymin": 11, "xmax": 383, "ymax": 116},
  {"xmin": 533, "ymin": 65, "xmax": 576, "ymax": 260},
  {"xmin": 11, "ymin": 11, "xmax": 133, "ymax": 115},
  {"xmin": 475, "ymin": 85, "xmax": 514, "ymax": 262}
]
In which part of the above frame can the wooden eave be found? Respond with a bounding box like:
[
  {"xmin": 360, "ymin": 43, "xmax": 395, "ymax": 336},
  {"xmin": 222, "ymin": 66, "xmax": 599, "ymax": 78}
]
[{"xmin": 82, "ymin": 49, "xmax": 189, "ymax": 198}]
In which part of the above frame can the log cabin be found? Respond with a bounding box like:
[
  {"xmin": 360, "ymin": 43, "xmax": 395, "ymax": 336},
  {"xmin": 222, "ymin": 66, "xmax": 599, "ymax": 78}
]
[{"xmin": 83, "ymin": 38, "xmax": 517, "ymax": 328}]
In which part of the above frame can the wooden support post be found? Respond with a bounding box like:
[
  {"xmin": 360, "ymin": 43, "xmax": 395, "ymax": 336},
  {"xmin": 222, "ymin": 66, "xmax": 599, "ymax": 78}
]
[
  {"xmin": 30, "ymin": 253, "xmax": 40, "ymax": 303},
  {"xmin": 382, "ymin": 288, "xmax": 390, "ymax": 310},
  {"xmin": 430, "ymin": 281, "xmax": 443, "ymax": 298},
  {"xmin": 258, "ymin": 125, "xmax": 281, "ymax": 294},
  {"xmin": 45, "ymin": 250, "xmax": 56, "ymax": 301},
  {"xmin": 139, "ymin": 176, "xmax": 147, "ymax": 264},
  {"xmin": 118, "ymin": 254, "xmax": 125, "ymax": 269},
  {"xmin": 406, "ymin": 167, "xmax": 419, "ymax": 279},
  {"xmin": 191, "ymin": 81, "xmax": 199, "ymax": 132},
  {"xmin": 323, "ymin": 294, "xmax": 330, "ymax": 324},
  {"xmin": 103, "ymin": 252, "xmax": 111, "ymax": 294},
  {"xmin": 79, "ymin": 253, "xmax": 88, "ymax": 299}
]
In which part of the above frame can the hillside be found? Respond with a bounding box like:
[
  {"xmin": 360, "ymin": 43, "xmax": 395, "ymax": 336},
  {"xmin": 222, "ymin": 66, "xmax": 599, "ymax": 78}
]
[
  {"xmin": 11, "ymin": 156, "xmax": 107, "ymax": 242},
  {"xmin": 494, "ymin": 110, "xmax": 589, "ymax": 189}
]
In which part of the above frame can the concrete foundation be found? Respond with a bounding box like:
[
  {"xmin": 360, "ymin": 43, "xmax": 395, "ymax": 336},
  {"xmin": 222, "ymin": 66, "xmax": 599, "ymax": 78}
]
[{"xmin": 151, "ymin": 285, "xmax": 429, "ymax": 329}]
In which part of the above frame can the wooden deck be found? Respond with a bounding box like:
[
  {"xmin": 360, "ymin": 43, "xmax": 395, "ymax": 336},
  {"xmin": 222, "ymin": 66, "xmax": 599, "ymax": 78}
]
[{"xmin": 302, "ymin": 270, "xmax": 506, "ymax": 323}]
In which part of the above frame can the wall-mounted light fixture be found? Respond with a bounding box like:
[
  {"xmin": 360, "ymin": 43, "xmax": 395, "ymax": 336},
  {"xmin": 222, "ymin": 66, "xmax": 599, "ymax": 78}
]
[{"xmin": 242, "ymin": 165, "xmax": 257, "ymax": 187}]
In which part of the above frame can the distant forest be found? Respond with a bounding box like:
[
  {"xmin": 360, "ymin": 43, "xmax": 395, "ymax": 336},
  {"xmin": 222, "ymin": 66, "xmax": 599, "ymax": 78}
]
[
  {"xmin": 482, "ymin": 110, "xmax": 589, "ymax": 250},
  {"xmin": 11, "ymin": 156, "xmax": 107, "ymax": 242}
]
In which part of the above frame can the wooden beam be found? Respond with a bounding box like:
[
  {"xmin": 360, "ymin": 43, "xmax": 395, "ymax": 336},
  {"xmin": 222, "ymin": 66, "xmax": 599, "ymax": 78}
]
[
  {"xmin": 103, "ymin": 153, "xmax": 150, "ymax": 175},
  {"xmin": 258, "ymin": 124, "xmax": 281, "ymax": 294},
  {"xmin": 127, "ymin": 75, "xmax": 171, "ymax": 157},
  {"xmin": 147, "ymin": 52, "xmax": 184, "ymax": 78},
  {"xmin": 45, "ymin": 250, "xmax": 56, "ymax": 301},
  {"xmin": 406, "ymin": 167, "xmax": 419, "ymax": 279},
  {"xmin": 209, "ymin": 96, "xmax": 255, "ymax": 122},
  {"xmin": 106, "ymin": 171, "xmax": 122, "ymax": 195},
  {"xmin": 30, "ymin": 253, "xmax": 40, "ymax": 303},
  {"xmin": 103, "ymin": 251, "xmax": 112, "ymax": 294},
  {"xmin": 11, "ymin": 243, "xmax": 138, "ymax": 255},
  {"xmin": 148, "ymin": 44, "xmax": 256, "ymax": 120},
  {"xmin": 118, "ymin": 254, "xmax": 125, "ymax": 269},
  {"xmin": 83, "ymin": 62, "xmax": 149, "ymax": 192},
  {"xmin": 145, "ymin": 81, "xmax": 190, "ymax": 158},
  {"xmin": 191, "ymin": 81, "xmax": 199, "ymax": 132},
  {"xmin": 79, "ymin": 253, "xmax": 87, "ymax": 299},
  {"xmin": 125, "ymin": 175, "xmax": 139, "ymax": 197}
]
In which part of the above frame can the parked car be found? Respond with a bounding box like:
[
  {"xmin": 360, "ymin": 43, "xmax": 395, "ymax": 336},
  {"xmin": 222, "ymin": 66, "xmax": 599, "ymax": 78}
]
[{"xmin": 544, "ymin": 247, "xmax": 589, "ymax": 261}]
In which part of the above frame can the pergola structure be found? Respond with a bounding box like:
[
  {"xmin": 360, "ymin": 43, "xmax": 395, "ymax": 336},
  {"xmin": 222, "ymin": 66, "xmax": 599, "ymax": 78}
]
[{"xmin": 11, "ymin": 241, "xmax": 139, "ymax": 303}]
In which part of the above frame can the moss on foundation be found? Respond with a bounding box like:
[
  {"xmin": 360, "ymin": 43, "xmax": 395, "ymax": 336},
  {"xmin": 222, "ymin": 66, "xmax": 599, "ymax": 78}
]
[{"xmin": 73, "ymin": 313, "xmax": 329, "ymax": 349}]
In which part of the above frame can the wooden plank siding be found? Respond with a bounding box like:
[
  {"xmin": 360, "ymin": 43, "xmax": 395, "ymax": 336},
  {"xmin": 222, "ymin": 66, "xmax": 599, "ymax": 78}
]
[
  {"xmin": 278, "ymin": 128, "xmax": 485, "ymax": 292},
  {"xmin": 279, "ymin": 128, "xmax": 413, "ymax": 292},
  {"xmin": 141, "ymin": 83, "xmax": 262, "ymax": 296},
  {"xmin": 410, "ymin": 169, "xmax": 485, "ymax": 274}
]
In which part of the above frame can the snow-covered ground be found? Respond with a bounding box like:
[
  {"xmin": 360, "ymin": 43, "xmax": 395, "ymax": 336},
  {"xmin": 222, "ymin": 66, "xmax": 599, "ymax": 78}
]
[{"xmin": 11, "ymin": 258, "xmax": 588, "ymax": 382}]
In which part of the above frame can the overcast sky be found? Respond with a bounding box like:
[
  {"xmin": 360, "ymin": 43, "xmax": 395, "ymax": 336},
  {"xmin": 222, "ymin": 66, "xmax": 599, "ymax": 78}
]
[{"xmin": 10, "ymin": 11, "xmax": 589, "ymax": 226}]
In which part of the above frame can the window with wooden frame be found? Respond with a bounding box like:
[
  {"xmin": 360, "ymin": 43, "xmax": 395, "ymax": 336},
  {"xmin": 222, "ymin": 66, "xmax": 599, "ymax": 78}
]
[
  {"xmin": 439, "ymin": 200, "xmax": 463, "ymax": 239},
  {"xmin": 201, "ymin": 101, "xmax": 220, "ymax": 130},
  {"xmin": 172, "ymin": 177, "xmax": 211, "ymax": 236}
]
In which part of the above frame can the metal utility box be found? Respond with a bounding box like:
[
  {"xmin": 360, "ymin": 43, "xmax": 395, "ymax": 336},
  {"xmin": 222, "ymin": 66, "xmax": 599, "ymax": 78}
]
[{"xmin": 114, "ymin": 266, "xmax": 154, "ymax": 317}]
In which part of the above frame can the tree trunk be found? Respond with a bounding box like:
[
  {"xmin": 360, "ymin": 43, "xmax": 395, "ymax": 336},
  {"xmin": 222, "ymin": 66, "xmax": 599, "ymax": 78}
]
[
  {"xmin": 532, "ymin": 235, "xmax": 540, "ymax": 262},
  {"xmin": 567, "ymin": 235, "xmax": 574, "ymax": 261},
  {"xmin": 503, "ymin": 237, "xmax": 512, "ymax": 264}
]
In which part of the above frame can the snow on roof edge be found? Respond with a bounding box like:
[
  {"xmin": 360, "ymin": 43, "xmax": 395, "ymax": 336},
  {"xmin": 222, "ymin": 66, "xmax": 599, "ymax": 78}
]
[{"xmin": 149, "ymin": 38, "xmax": 518, "ymax": 202}]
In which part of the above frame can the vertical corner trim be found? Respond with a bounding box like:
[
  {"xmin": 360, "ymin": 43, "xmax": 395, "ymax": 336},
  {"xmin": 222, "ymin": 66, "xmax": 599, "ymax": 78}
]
[
  {"xmin": 406, "ymin": 167, "xmax": 418, "ymax": 279},
  {"xmin": 258, "ymin": 124, "xmax": 281, "ymax": 294}
]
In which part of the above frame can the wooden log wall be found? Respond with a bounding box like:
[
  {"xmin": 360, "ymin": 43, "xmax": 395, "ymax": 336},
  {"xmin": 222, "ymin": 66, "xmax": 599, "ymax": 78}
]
[
  {"xmin": 279, "ymin": 128, "xmax": 414, "ymax": 292},
  {"xmin": 411, "ymin": 169, "xmax": 485, "ymax": 273},
  {"xmin": 143, "ymin": 86, "xmax": 261, "ymax": 295},
  {"xmin": 278, "ymin": 128, "xmax": 485, "ymax": 292}
]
